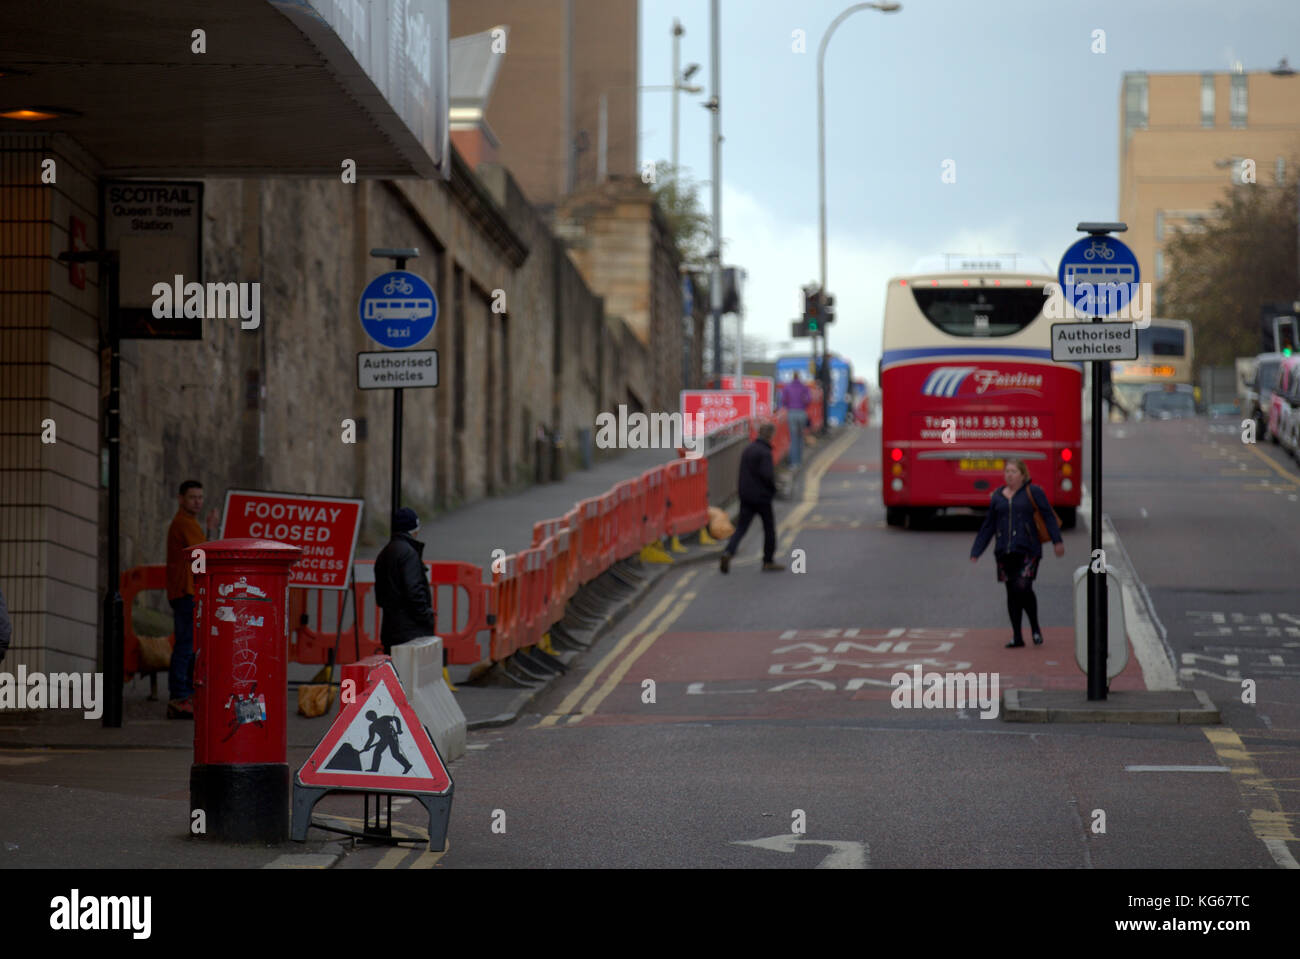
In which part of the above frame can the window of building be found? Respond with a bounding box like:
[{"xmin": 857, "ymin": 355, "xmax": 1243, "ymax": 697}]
[
  {"xmin": 1155, "ymin": 211, "xmax": 1164, "ymax": 241},
  {"xmin": 1124, "ymin": 73, "xmax": 1148, "ymax": 141},
  {"xmin": 1201, "ymin": 74, "xmax": 1215, "ymax": 126},
  {"xmin": 1276, "ymin": 156, "xmax": 1286, "ymax": 185},
  {"xmin": 1154, "ymin": 249, "xmax": 1164, "ymax": 281},
  {"xmin": 1230, "ymin": 74, "xmax": 1247, "ymax": 128}
]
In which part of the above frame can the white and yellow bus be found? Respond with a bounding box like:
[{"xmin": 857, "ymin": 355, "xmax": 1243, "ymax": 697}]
[{"xmin": 1108, "ymin": 318, "xmax": 1194, "ymax": 416}]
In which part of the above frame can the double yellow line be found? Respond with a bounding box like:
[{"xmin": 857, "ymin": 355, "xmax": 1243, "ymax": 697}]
[
  {"xmin": 537, "ymin": 570, "xmax": 698, "ymax": 727},
  {"xmin": 537, "ymin": 429, "xmax": 861, "ymax": 727}
]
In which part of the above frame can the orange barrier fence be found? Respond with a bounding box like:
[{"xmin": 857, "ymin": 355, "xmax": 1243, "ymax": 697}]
[
  {"xmin": 664, "ymin": 456, "xmax": 710, "ymax": 536},
  {"xmin": 121, "ymin": 565, "xmax": 171, "ymax": 681},
  {"xmin": 775, "ymin": 409, "xmax": 791, "ymax": 463},
  {"xmin": 121, "ymin": 457, "xmax": 715, "ymax": 674},
  {"xmin": 641, "ymin": 466, "xmax": 667, "ymax": 543}
]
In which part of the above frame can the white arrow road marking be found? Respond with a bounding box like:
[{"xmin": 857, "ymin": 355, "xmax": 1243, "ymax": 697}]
[
  {"xmin": 686, "ymin": 682, "xmax": 759, "ymax": 695},
  {"xmin": 733, "ymin": 834, "xmax": 870, "ymax": 869}
]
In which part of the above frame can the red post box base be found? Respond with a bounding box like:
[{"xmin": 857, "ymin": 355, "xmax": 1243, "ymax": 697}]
[{"xmin": 191, "ymin": 763, "xmax": 289, "ymax": 843}]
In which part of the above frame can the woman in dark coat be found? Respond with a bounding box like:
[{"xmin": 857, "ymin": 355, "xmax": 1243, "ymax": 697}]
[{"xmin": 970, "ymin": 458, "xmax": 1065, "ymax": 647}]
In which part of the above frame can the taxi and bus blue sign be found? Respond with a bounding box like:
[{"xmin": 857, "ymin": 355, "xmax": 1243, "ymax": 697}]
[
  {"xmin": 358, "ymin": 270, "xmax": 438, "ymax": 349},
  {"xmin": 1056, "ymin": 235, "xmax": 1140, "ymax": 319}
]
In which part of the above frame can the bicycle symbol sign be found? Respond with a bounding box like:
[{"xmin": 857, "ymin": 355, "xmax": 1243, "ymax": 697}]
[
  {"xmin": 1056, "ymin": 235, "xmax": 1140, "ymax": 319},
  {"xmin": 358, "ymin": 271, "xmax": 438, "ymax": 349}
]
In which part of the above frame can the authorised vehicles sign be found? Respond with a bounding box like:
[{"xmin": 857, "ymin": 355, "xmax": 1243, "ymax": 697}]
[
  {"xmin": 1050, "ymin": 322, "xmax": 1137, "ymax": 362},
  {"xmin": 357, "ymin": 349, "xmax": 439, "ymax": 389}
]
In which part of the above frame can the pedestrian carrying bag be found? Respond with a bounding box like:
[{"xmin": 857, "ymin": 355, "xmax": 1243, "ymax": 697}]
[{"xmin": 1027, "ymin": 483, "xmax": 1061, "ymax": 543}]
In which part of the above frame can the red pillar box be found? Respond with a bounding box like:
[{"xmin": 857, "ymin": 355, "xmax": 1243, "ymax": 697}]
[{"xmin": 189, "ymin": 538, "xmax": 302, "ymax": 843}]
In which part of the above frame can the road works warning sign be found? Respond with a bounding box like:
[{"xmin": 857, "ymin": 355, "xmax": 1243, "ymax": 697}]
[
  {"xmin": 220, "ymin": 490, "xmax": 364, "ymax": 589},
  {"xmin": 1050, "ymin": 322, "xmax": 1138, "ymax": 363},
  {"xmin": 296, "ymin": 663, "xmax": 451, "ymax": 796}
]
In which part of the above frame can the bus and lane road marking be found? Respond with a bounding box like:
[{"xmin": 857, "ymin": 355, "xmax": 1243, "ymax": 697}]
[{"xmin": 538, "ymin": 428, "xmax": 862, "ymax": 725}]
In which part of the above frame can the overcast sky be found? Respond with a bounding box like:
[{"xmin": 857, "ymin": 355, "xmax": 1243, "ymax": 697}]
[{"xmin": 638, "ymin": 0, "xmax": 1300, "ymax": 382}]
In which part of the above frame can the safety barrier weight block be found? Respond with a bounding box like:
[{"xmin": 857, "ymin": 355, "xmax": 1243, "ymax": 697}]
[{"xmin": 389, "ymin": 637, "xmax": 467, "ymax": 763}]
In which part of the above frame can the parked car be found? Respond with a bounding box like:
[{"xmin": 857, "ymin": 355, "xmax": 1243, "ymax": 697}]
[
  {"xmin": 1137, "ymin": 383, "xmax": 1198, "ymax": 420},
  {"xmin": 1249, "ymin": 352, "xmax": 1286, "ymax": 436},
  {"xmin": 1267, "ymin": 355, "xmax": 1300, "ymax": 456}
]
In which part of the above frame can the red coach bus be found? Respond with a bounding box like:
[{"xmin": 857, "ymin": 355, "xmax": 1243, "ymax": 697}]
[{"xmin": 879, "ymin": 254, "xmax": 1081, "ymax": 529}]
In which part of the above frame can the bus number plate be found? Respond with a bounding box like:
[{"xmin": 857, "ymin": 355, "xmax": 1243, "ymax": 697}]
[{"xmin": 959, "ymin": 458, "xmax": 1004, "ymax": 471}]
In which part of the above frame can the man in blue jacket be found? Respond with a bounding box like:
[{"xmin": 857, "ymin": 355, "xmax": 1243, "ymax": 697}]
[
  {"xmin": 970, "ymin": 459, "xmax": 1064, "ymax": 647},
  {"xmin": 720, "ymin": 423, "xmax": 782, "ymax": 573}
]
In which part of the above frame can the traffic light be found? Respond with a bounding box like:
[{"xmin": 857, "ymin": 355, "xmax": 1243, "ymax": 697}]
[
  {"xmin": 822, "ymin": 294, "xmax": 835, "ymax": 325},
  {"xmin": 803, "ymin": 286, "xmax": 823, "ymax": 334}
]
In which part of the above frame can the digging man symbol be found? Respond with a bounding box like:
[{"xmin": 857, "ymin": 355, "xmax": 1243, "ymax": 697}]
[{"xmin": 360, "ymin": 709, "xmax": 413, "ymax": 774}]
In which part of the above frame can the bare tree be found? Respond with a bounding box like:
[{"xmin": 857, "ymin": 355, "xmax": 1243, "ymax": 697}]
[{"xmin": 1162, "ymin": 169, "xmax": 1298, "ymax": 368}]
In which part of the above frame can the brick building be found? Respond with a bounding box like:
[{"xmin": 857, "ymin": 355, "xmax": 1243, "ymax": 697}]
[
  {"xmin": 0, "ymin": 1, "xmax": 652, "ymax": 681},
  {"xmin": 1118, "ymin": 65, "xmax": 1300, "ymax": 312}
]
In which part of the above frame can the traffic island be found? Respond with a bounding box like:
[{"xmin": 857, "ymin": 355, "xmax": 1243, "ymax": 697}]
[{"xmin": 1002, "ymin": 688, "xmax": 1220, "ymax": 724}]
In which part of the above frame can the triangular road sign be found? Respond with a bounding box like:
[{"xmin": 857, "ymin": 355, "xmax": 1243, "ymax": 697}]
[{"xmin": 297, "ymin": 662, "xmax": 451, "ymax": 795}]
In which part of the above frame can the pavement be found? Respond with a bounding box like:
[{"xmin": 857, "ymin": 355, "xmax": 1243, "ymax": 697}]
[{"xmin": 0, "ymin": 434, "xmax": 813, "ymax": 868}]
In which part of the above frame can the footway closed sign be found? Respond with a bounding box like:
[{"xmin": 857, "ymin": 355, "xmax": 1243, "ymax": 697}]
[
  {"xmin": 220, "ymin": 490, "xmax": 364, "ymax": 589},
  {"xmin": 1050, "ymin": 322, "xmax": 1138, "ymax": 362}
]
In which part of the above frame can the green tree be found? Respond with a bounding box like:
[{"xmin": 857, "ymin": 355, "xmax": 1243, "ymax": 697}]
[
  {"xmin": 1161, "ymin": 168, "xmax": 1298, "ymax": 370},
  {"xmin": 650, "ymin": 161, "xmax": 712, "ymax": 265}
]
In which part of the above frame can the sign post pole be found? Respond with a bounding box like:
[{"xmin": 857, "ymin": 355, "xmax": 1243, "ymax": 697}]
[
  {"xmin": 363, "ymin": 248, "xmax": 437, "ymax": 536},
  {"xmin": 1055, "ymin": 222, "xmax": 1139, "ymax": 701}
]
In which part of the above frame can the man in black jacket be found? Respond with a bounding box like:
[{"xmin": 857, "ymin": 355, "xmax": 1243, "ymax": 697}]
[
  {"xmin": 720, "ymin": 423, "xmax": 782, "ymax": 573},
  {"xmin": 374, "ymin": 508, "xmax": 438, "ymax": 655}
]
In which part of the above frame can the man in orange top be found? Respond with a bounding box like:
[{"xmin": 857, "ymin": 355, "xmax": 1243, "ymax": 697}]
[{"xmin": 166, "ymin": 480, "xmax": 219, "ymax": 719}]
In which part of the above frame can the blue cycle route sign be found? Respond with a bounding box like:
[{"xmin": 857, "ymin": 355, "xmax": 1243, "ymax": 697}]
[
  {"xmin": 358, "ymin": 271, "xmax": 438, "ymax": 349},
  {"xmin": 1056, "ymin": 235, "xmax": 1140, "ymax": 319}
]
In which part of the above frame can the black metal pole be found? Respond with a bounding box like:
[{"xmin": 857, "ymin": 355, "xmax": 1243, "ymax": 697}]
[
  {"xmin": 104, "ymin": 253, "xmax": 123, "ymax": 727},
  {"xmin": 820, "ymin": 327, "xmax": 832, "ymax": 435},
  {"xmin": 1087, "ymin": 360, "xmax": 1107, "ymax": 700},
  {"xmin": 390, "ymin": 255, "xmax": 407, "ymax": 535}
]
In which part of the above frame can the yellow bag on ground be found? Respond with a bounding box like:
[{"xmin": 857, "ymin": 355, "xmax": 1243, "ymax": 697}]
[
  {"xmin": 297, "ymin": 684, "xmax": 336, "ymax": 717},
  {"xmin": 137, "ymin": 635, "xmax": 172, "ymax": 672},
  {"xmin": 708, "ymin": 506, "xmax": 734, "ymax": 540}
]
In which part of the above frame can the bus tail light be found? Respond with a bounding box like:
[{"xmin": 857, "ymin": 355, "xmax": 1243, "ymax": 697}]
[{"xmin": 888, "ymin": 447, "xmax": 905, "ymax": 492}]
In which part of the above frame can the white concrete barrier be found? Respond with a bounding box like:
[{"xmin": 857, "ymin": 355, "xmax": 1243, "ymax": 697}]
[{"xmin": 389, "ymin": 636, "xmax": 466, "ymax": 762}]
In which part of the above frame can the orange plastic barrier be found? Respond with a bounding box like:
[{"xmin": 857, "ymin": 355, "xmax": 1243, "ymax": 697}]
[
  {"xmin": 561, "ymin": 506, "xmax": 581, "ymax": 602},
  {"xmin": 664, "ymin": 457, "xmax": 709, "ymax": 536},
  {"xmin": 490, "ymin": 552, "xmax": 520, "ymax": 662},
  {"xmin": 520, "ymin": 545, "xmax": 548, "ymax": 652},
  {"xmin": 612, "ymin": 478, "xmax": 639, "ymax": 561},
  {"xmin": 428, "ymin": 561, "xmax": 493, "ymax": 665},
  {"xmin": 641, "ymin": 466, "xmax": 667, "ymax": 543},
  {"xmin": 575, "ymin": 497, "xmax": 603, "ymax": 584},
  {"xmin": 808, "ymin": 386, "xmax": 825, "ymax": 433},
  {"xmin": 771, "ymin": 409, "xmax": 791, "ymax": 465},
  {"xmin": 120, "ymin": 565, "xmax": 171, "ymax": 681},
  {"xmin": 598, "ymin": 491, "xmax": 618, "ymax": 571},
  {"xmin": 289, "ymin": 583, "xmax": 380, "ymax": 666}
]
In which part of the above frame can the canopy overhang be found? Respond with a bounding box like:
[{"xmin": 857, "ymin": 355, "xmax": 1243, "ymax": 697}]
[{"xmin": 0, "ymin": 0, "xmax": 449, "ymax": 178}]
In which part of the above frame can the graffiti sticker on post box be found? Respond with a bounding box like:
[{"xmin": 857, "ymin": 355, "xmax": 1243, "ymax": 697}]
[{"xmin": 219, "ymin": 490, "xmax": 364, "ymax": 590}]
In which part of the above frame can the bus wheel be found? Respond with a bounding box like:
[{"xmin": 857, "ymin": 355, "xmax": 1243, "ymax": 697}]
[
  {"xmin": 886, "ymin": 507, "xmax": 906, "ymax": 527},
  {"xmin": 1058, "ymin": 507, "xmax": 1077, "ymax": 530}
]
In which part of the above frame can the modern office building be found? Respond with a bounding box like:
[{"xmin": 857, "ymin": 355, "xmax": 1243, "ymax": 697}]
[{"xmin": 1118, "ymin": 63, "xmax": 1300, "ymax": 312}]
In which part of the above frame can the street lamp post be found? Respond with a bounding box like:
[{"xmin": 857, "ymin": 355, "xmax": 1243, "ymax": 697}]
[{"xmin": 817, "ymin": 2, "xmax": 900, "ymax": 426}]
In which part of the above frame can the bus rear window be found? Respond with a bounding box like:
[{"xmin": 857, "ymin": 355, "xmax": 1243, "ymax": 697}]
[
  {"xmin": 911, "ymin": 288, "xmax": 1044, "ymax": 337},
  {"xmin": 1136, "ymin": 326, "xmax": 1186, "ymax": 356}
]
